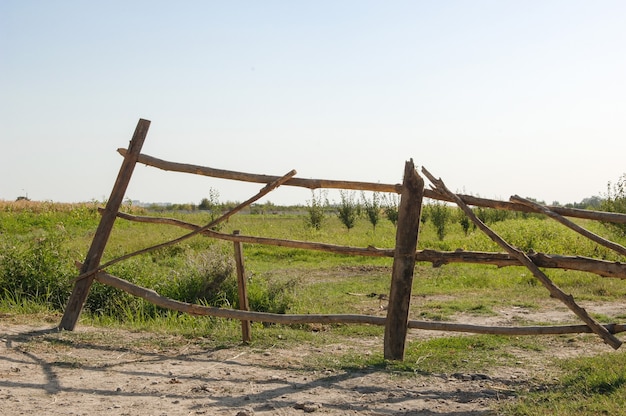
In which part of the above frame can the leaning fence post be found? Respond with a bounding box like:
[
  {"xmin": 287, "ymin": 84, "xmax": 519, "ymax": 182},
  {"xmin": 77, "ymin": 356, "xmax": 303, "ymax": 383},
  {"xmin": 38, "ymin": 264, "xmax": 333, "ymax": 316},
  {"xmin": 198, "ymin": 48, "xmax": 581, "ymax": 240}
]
[
  {"xmin": 59, "ymin": 119, "xmax": 151, "ymax": 331},
  {"xmin": 233, "ymin": 230, "xmax": 252, "ymax": 343},
  {"xmin": 384, "ymin": 159, "xmax": 424, "ymax": 360}
]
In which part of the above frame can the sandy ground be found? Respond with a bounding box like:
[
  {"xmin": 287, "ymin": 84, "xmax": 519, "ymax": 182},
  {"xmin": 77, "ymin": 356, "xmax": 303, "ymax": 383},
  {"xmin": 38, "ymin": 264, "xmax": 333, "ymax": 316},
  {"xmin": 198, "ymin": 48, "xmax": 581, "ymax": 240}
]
[{"xmin": 1, "ymin": 301, "xmax": 625, "ymax": 416}]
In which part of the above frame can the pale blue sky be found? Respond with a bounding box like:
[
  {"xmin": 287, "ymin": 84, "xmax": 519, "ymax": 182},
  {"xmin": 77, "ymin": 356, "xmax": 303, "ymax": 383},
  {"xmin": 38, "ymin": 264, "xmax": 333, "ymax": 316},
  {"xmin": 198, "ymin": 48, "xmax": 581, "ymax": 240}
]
[{"xmin": 1, "ymin": 1, "xmax": 625, "ymax": 206}]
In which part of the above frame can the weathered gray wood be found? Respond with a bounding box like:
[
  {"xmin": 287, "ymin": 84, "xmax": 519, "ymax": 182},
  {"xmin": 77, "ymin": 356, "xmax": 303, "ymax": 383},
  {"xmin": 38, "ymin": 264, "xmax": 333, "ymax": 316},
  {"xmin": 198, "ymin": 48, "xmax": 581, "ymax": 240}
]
[
  {"xmin": 119, "ymin": 148, "xmax": 626, "ymax": 224},
  {"xmin": 422, "ymin": 167, "xmax": 623, "ymax": 350},
  {"xmin": 59, "ymin": 119, "xmax": 151, "ymax": 331},
  {"xmin": 233, "ymin": 230, "xmax": 251, "ymax": 343},
  {"xmin": 384, "ymin": 160, "xmax": 424, "ymax": 360}
]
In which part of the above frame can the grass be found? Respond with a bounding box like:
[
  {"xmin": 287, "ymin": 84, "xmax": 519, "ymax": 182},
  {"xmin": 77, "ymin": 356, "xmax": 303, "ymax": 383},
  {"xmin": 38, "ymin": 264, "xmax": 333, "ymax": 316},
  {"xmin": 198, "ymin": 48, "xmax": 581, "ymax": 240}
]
[
  {"xmin": 500, "ymin": 350, "xmax": 626, "ymax": 415},
  {"xmin": 1, "ymin": 200, "xmax": 626, "ymax": 414}
]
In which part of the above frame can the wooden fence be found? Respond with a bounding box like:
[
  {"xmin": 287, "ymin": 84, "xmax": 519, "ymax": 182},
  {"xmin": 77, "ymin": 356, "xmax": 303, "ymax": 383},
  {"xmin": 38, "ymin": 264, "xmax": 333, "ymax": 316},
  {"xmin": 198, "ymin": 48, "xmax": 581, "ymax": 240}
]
[{"xmin": 59, "ymin": 119, "xmax": 626, "ymax": 360}]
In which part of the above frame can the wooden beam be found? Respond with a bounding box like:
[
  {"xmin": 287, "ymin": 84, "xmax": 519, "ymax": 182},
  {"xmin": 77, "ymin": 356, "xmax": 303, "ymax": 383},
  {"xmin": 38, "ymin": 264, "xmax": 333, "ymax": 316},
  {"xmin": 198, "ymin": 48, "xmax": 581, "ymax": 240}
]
[
  {"xmin": 59, "ymin": 118, "xmax": 150, "ymax": 331},
  {"xmin": 384, "ymin": 160, "xmax": 424, "ymax": 360}
]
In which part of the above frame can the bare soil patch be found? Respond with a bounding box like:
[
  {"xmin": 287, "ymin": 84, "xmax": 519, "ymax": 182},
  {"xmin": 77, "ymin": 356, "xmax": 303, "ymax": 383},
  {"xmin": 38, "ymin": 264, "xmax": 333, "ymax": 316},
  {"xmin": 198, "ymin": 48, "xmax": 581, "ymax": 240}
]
[{"xmin": 1, "ymin": 300, "xmax": 625, "ymax": 416}]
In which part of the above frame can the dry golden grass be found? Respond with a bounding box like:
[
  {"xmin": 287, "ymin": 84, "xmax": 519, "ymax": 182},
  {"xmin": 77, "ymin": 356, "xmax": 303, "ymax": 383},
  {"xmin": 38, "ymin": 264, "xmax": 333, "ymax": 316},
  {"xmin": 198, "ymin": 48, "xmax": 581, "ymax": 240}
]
[{"xmin": 0, "ymin": 199, "xmax": 144, "ymax": 214}]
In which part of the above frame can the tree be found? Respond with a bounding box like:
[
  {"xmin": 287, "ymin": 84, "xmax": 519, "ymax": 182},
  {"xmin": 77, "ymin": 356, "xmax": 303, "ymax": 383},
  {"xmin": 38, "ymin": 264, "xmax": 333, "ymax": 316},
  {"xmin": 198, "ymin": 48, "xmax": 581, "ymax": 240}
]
[
  {"xmin": 362, "ymin": 191, "xmax": 381, "ymax": 231},
  {"xmin": 337, "ymin": 191, "xmax": 359, "ymax": 231},
  {"xmin": 458, "ymin": 210, "xmax": 471, "ymax": 236},
  {"xmin": 429, "ymin": 202, "xmax": 450, "ymax": 241},
  {"xmin": 601, "ymin": 173, "xmax": 626, "ymax": 236},
  {"xmin": 198, "ymin": 187, "xmax": 222, "ymax": 229},
  {"xmin": 382, "ymin": 193, "xmax": 399, "ymax": 226},
  {"xmin": 305, "ymin": 190, "xmax": 327, "ymax": 230}
]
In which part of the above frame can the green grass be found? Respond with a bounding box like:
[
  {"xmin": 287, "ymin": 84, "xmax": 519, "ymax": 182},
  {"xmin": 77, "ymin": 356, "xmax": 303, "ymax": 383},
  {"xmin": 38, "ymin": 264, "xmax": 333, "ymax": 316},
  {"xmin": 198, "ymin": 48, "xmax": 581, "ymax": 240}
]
[
  {"xmin": 500, "ymin": 351, "xmax": 626, "ymax": 415},
  {"xmin": 2, "ymin": 201, "xmax": 626, "ymax": 414}
]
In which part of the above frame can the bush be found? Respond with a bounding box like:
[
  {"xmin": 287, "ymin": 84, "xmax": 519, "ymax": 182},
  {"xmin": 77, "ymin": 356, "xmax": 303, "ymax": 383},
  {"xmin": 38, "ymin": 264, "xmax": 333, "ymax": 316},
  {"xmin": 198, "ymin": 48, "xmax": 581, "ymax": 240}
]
[
  {"xmin": 178, "ymin": 245, "xmax": 236, "ymax": 304},
  {"xmin": 337, "ymin": 190, "xmax": 359, "ymax": 231},
  {"xmin": 601, "ymin": 173, "xmax": 626, "ymax": 236},
  {"xmin": 382, "ymin": 193, "xmax": 399, "ymax": 226},
  {"xmin": 0, "ymin": 230, "xmax": 74, "ymax": 310},
  {"xmin": 362, "ymin": 192, "xmax": 381, "ymax": 231},
  {"xmin": 246, "ymin": 275, "xmax": 298, "ymax": 315},
  {"xmin": 305, "ymin": 190, "xmax": 327, "ymax": 230},
  {"xmin": 428, "ymin": 202, "xmax": 451, "ymax": 241}
]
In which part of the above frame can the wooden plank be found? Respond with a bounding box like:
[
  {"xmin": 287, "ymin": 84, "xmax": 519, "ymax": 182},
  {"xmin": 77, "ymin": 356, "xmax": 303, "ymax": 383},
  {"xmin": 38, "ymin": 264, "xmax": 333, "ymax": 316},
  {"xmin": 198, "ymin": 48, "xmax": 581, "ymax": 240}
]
[
  {"xmin": 384, "ymin": 160, "xmax": 425, "ymax": 360},
  {"xmin": 233, "ymin": 230, "xmax": 251, "ymax": 343},
  {"xmin": 59, "ymin": 118, "xmax": 150, "ymax": 331}
]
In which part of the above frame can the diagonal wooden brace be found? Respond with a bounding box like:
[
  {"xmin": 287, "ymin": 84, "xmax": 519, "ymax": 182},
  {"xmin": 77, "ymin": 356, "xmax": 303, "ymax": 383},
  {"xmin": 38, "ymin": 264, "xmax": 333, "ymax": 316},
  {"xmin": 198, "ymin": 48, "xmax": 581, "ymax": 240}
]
[
  {"xmin": 422, "ymin": 167, "xmax": 622, "ymax": 350},
  {"xmin": 73, "ymin": 169, "xmax": 298, "ymax": 284},
  {"xmin": 510, "ymin": 195, "xmax": 626, "ymax": 258}
]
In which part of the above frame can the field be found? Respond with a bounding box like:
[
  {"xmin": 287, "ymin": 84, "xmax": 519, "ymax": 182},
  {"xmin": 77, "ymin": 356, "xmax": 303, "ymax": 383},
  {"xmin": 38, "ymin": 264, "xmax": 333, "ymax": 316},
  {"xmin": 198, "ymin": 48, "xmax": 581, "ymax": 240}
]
[{"xmin": 2, "ymin": 200, "xmax": 626, "ymax": 415}]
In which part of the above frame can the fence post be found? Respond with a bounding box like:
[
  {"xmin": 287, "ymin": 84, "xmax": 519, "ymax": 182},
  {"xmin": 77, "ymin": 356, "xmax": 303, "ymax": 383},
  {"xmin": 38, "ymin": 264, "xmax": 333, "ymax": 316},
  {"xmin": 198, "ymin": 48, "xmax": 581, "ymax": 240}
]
[
  {"xmin": 384, "ymin": 159, "xmax": 424, "ymax": 360},
  {"xmin": 59, "ymin": 119, "xmax": 151, "ymax": 331},
  {"xmin": 233, "ymin": 230, "xmax": 252, "ymax": 343}
]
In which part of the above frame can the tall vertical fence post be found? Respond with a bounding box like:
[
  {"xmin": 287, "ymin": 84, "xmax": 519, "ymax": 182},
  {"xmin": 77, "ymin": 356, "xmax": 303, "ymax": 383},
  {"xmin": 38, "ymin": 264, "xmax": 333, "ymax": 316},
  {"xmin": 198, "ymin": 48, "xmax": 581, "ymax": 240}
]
[
  {"xmin": 233, "ymin": 230, "xmax": 252, "ymax": 343},
  {"xmin": 59, "ymin": 119, "xmax": 151, "ymax": 331},
  {"xmin": 384, "ymin": 159, "xmax": 424, "ymax": 360}
]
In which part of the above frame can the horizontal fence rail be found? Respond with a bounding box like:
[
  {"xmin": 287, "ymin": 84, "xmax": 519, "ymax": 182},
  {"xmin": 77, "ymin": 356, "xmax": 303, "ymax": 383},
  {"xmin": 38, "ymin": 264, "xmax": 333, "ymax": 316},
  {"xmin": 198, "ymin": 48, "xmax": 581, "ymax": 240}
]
[
  {"xmin": 90, "ymin": 265, "xmax": 626, "ymax": 337},
  {"xmin": 112, "ymin": 210, "xmax": 626, "ymax": 279},
  {"xmin": 119, "ymin": 148, "xmax": 626, "ymax": 224}
]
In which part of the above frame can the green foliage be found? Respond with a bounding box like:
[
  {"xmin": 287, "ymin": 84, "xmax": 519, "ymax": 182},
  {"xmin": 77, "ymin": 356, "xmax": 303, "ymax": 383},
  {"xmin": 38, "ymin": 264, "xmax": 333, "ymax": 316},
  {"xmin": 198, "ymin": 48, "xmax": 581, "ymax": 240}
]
[
  {"xmin": 0, "ymin": 230, "xmax": 74, "ymax": 310},
  {"xmin": 601, "ymin": 173, "xmax": 626, "ymax": 236},
  {"xmin": 173, "ymin": 245, "xmax": 235, "ymax": 304},
  {"xmin": 246, "ymin": 274, "xmax": 298, "ymax": 315},
  {"xmin": 474, "ymin": 206, "xmax": 511, "ymax": 224},
  {"xmin": 304, "ymin": 190, "xmax": 327, "ymax": 230},
  {"xmin": 312, "ymin": 334, "xmax": 529, "ymax": 374},
  {"xmin": 457, "ymin": 210, "xmax": 472, "ymax": 235},
  {"xmin": 501, "ymin": 351, "xmax": 626, "ymax": 415},
  {"xmin": 337, "ymin": 190, "xmax": 359, "ymax": 231},
  {"xmin": 427, "ymin": 202, "xmax": 451, "ymax": 240},
  {"xmin": 381, "ymin": 193, "xmax": 399, "ymax": 226},
  {"xmin": 361, "ymin": 191, "xmax": 381, "ymax": 231},
  {"xmin": 197, "ymin": 187, "xmax": 223, "ymax": 230}
]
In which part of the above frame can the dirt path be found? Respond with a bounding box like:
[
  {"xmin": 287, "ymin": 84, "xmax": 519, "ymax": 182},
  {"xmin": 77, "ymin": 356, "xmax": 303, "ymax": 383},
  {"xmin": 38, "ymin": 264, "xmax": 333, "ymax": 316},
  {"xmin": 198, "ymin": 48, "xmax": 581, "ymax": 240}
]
[{"xmin": 1, "ymin": 302, "xmax": 624, "ymax": 416}]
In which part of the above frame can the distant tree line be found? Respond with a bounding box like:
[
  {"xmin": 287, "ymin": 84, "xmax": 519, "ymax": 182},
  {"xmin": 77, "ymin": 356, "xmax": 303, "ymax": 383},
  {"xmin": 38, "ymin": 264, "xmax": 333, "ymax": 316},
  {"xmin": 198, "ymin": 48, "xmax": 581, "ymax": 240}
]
[{"xmin": 141, "ymin": 173, "xmax": 626, "ymax": 238}]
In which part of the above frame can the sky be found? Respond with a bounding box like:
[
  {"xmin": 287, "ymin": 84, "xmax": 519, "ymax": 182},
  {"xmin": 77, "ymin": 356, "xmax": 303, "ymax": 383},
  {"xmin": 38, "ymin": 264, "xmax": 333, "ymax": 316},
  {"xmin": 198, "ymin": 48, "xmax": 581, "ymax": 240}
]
[{"xmin": 1, "ymin": 1, "xmax": 625, "ymax": 206}]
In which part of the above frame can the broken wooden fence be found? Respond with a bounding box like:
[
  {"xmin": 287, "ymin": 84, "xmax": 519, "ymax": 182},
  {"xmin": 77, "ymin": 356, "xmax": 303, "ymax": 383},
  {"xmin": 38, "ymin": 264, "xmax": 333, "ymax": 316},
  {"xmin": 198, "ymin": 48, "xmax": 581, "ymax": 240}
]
[{"xmin": 60, "ymin": 119, "xmax": 626, "ymax": 360}]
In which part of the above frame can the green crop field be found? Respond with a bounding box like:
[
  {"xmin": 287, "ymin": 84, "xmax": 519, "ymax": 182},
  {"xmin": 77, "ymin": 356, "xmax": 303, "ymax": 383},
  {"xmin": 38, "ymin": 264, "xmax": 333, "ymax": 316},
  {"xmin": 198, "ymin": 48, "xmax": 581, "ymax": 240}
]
[{"xmin": 2, "ymin": 198, "xmax": 626, "ymax": 414}]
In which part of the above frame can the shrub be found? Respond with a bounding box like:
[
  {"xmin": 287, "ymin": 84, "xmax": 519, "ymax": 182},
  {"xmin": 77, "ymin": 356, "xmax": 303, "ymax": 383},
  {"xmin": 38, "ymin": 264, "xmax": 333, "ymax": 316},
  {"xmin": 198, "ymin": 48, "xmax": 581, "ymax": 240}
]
[
  {"xmin": 198, "ymin": 187, "xmax": 223, "ymax": 230},
  {"xmin": 362, "ymin": 192, "xmax": 381, "ymax": 231},
  {"xmin": 458, "ymin": 211, "xmax": 472, "ymax": 236},
  {"xmin": 382, "ymin": 193, "xmax": 399, "ymax": 226},
  {"xmin": 429, "ymin": 202, "xmax": 451, "ymax": 241},
  {"xmin": 246, "ymin": 275, "xmax": 298, "ymax": 315},
  {"xmin": 305, "ymin": 190, "xmax": 327, "ymax": 230},
  {"xmin": 0, "ymin": 230, "xmax": 74, "ymax": 310},
  {"xmin": 178, "ymin": 245, "xmax": 236, "ymax": 304},
  {"xmin": 337, "ymin": 191, "xmax": 359, "ymax": 231},
  {"xmin": 601, "ymin": 173, "xmax": 626, "ymax": 236}
]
